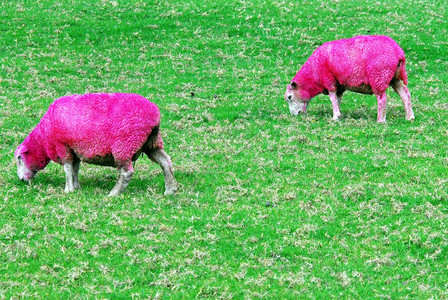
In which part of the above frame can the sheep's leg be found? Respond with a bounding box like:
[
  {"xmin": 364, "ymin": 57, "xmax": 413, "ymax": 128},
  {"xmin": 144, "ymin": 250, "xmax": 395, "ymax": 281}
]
[
  {"xmin": 392, "ymin": 81, "xmax": 415, "ymax": 121},
  {"xmin": 109, "ymin": 164, "xmax": 134, "ymax": 197},
  {"xmin": 329, "ymin": 91, "xmax": 341, "ymax": 121},
  {"xmin": 147, "ymin": 149, "xmax": 178, "ymax": 195},
  {"xmin": 376, "ymin": 92, "xmax": 388, "ymax": 123},
  {"xmin": 336, "ymin": 89, "xmax": 344, "ymax": 109},
  {"xmin": 73, "ymin": 157, "xmax": 81, "ymax": 190},
  {"xmin": 64, "ymin": 162, "xmax": 75, "ymax": 193}
]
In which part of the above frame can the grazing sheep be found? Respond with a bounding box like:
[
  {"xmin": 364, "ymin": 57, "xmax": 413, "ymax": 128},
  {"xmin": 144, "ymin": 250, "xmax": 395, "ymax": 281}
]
[
  {"xmin": 284, "ymin": 35, "xmax": 414, "ymax": 123},
  {"xmin": 14, "ymin": 93, "xmax": 178, "ymax": 196}
]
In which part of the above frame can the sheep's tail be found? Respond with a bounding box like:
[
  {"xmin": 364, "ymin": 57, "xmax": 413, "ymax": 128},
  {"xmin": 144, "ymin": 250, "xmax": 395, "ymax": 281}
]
[
  {"xmin": 396, "ymin": 58, "xmax": 408, "ymax": 86},
  {"xmin": 144, "ymin": 124, "xmax": 164, "ymax": 151}
]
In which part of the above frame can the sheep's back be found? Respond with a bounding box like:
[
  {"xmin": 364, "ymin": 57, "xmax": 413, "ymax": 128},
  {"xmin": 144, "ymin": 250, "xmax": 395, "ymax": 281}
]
[
  {"xmin": 47, "ymin": 93, "xmax": 161, "ymax": 159},
  {"xmin": 312, "ymin": 35, "xmax": 406, "ymax": 92}
]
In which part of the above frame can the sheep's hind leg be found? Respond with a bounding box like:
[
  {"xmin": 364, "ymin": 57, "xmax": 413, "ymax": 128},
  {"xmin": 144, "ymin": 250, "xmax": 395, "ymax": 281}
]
[
  {"xmin": 392, "ymin": 80, "xmax": 415, "ymax": 121},
  {"xmin": 109, "ymin": 164, "xmax": 134, "ymax": 197},
  {"xmin": 147, "ymin": 149, "xmax": 178, "ymax": 195},
  {"xmin": 64, "ymin": 162, "xmax": 75, "ymax": 193}
]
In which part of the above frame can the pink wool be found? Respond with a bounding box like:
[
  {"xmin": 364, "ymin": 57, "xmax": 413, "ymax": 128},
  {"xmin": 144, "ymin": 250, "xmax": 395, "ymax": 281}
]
[
  {"xmin": 15, "ymin": 93, "xmax": 163, "ymax": 175},
  {"xmin": 284, "ymin": 35, "xmax": 414, "ymax": 122},
  {"xmin": 15, "ymin": 93, "xmax": 178, "ymax": 196}
]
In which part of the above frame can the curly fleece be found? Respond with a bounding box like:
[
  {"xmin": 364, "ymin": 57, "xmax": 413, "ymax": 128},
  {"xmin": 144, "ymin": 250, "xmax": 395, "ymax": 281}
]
[
  {"xmin": 291, "ymin": 35, "xmax": 407, "ymax": 98},
  {"xmin": 15, "ymin": 93, "xmax": 163, "ymax": 172}
]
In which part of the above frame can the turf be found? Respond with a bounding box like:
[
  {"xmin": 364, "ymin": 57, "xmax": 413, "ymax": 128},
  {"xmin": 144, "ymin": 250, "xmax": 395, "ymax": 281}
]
[{"xmin": 1, "ymin": 0, "xmax": 448, "ymax": 298}]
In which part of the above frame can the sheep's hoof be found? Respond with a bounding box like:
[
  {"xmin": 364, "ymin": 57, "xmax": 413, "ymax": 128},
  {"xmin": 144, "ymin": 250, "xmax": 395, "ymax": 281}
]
[
  {"xmin": 108, "ymin": 190, "xmax": 120, "ymax": 197},
  {"xmin": 164, "ymin": 187, "xmax": 178, "ymax": 196}
]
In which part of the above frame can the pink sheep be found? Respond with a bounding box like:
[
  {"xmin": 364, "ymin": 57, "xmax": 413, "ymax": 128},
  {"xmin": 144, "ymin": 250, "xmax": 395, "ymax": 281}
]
[
  {"xmin": 284, "ymin": 35, "xmax": 415, "ymax": 123},
  {"xmin": 14, "ymin": 93, "xmax": 178, "ymax": 196}
]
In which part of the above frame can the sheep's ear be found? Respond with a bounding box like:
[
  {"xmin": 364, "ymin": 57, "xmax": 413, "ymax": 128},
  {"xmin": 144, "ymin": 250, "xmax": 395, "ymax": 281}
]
[
  {"xmin": 291, "ymin": 82, "xmax": 298, "ymax": 90},
  {"xmin": 20, "ymin": 145, "xmax": 28, "ymax": 154},
  {"xmin": 15, "ymin": 145, "xmax": 25, "ymax": 159}
]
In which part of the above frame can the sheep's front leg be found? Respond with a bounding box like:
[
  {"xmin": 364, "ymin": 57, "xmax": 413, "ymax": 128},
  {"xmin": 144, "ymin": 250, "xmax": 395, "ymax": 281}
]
[
  {"xmin": 376, "ymin": 92, "xmax": 388, "ymax": 123},
  {"xmin": 109, "ymin": 165, "xmax": 134, "ymax": 197},
  {"xmin": 329, "ymin": 91, "xmax": 341, "ymax": 121},
  {"xmin": 64, "ymin": 162, "xmax": 75, "ymax": 193},
  {"xmin": 73, "ymin": 158, "xmax": 81, "ymax": 190},
  {"xmin": 147, "ymin": 149, "xmax": 178, "ymax": 195}
]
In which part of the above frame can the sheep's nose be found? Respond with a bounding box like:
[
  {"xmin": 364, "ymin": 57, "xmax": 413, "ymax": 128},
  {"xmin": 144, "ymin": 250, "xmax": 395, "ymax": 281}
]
[{"xmin": 287, "ymin": 95, "xmax": 292, "ymax": 101}]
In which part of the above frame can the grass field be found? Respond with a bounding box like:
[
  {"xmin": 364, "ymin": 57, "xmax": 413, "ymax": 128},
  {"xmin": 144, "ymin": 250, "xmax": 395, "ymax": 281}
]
[{"xmin": 1, "ymin": 0, "xmax": 448, "ymax": 298}]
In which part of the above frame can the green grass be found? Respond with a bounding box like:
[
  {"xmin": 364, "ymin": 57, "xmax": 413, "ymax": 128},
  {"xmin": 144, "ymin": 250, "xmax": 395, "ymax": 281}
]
[{"xmin": 1, "ymin": 0, "xmax": 448, "ymax": 298}]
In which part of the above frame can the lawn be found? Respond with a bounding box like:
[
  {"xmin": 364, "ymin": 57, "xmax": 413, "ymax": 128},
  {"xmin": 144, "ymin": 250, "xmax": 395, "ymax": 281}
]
[{"xmin": 1, "ymin": 0, "xmax": 448, "ymax": 298}]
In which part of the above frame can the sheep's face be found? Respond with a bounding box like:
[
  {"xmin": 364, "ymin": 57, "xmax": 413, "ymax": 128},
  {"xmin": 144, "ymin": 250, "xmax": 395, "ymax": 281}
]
[
  {"xmin": 284, "ymin": 82, "xmax": 309, "ymax": 116},
  {"xmin": 14, "ymin": 145, "xmax": 36, "ymax": 181}
]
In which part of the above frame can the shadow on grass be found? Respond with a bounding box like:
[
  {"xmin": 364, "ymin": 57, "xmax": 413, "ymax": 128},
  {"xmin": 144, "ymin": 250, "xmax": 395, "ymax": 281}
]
[
  {"xmin": 34, "ymin": 166, "xmax": 195, "ymax": 197},
  {"xmin": 308, "ymin": 102, "xmax": 407, "ymax": 122}
]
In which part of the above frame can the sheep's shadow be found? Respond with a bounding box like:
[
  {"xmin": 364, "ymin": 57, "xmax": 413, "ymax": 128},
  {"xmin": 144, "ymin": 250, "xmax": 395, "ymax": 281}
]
[
  {"xmin": 309, "ymin": 96, "xmax": 407, "ymax": 121},
  {"xmin": 36, "ymin": 163, "xmax": 170, "ymax": 196}
]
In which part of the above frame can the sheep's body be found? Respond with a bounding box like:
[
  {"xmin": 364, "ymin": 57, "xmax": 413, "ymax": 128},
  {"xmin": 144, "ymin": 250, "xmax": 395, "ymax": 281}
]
[
  {"xmin": 15, "ymin": 93, "xmax": 177, "ymax": 196},
  {"xmin": 284, "ymin": 35, "xmax": 414, "ymax": 122}
]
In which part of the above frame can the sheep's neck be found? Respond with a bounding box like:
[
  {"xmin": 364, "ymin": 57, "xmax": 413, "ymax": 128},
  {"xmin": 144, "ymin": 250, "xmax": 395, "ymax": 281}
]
[
  {"xmin": 26, "ymin": 126, "xmax": 51, "ymax": 171},
  {"xmin": 293, "ymin": 64, "xmax": 324, "ymax": 100}
]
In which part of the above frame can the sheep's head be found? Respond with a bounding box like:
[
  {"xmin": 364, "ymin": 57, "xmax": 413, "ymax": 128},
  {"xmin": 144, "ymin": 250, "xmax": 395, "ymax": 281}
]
[
  {"xmin": 14, "ymin": 144, "xmax": 37, "ymax": 182},
  {"xmin": 284, "ymin": 81, "xmax": 309, "ymax": 115}
]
